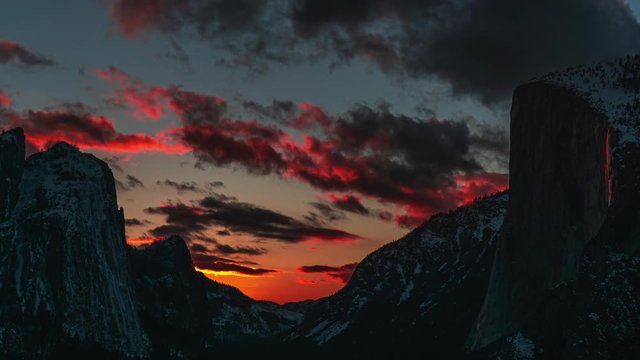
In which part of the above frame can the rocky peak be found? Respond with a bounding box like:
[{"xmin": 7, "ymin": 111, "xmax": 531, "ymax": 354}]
[
  {"xmin": 0, "ymin": 130, "xmax": 149, "ymax": 358},
  {"xmin": 129, "ymin": 235, "xmax": 194, "ymax": 278}
]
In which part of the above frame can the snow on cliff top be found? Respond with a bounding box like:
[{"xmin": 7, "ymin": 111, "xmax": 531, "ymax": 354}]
[
  {"xmin": 538, "ymin": 55, "xmax": 640, "ymax": 145},
  {"xmin": 13, "ymin": 141, "xmax": 116, "ymax": 225}
]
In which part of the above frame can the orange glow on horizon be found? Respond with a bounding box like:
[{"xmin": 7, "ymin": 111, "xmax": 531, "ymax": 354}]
[
  {"xmin": 195, "ymin": 267, "xmax": 265, "ymax": 279},
  {"xmin": 198, "ymin": 267, "xmax": 348, "ymax": 304},
  {"xmin": 127, "ymin": 236, "xmax": 163, "ymax": 246}
]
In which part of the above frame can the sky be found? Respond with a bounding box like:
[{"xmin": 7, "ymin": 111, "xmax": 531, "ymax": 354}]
[{"xmin": 1, "ymin": 0, "xmax": 639, "ymax": 304}]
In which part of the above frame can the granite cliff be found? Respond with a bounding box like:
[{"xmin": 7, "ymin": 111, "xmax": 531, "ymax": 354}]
[{"xmin": 468, "ymin": 55, "xmax": 640, "ymax": 359}]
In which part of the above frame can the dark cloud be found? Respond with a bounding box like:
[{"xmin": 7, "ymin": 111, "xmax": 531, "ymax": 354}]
[
  {"xmin": 213, "ymin": 242, "xmax": 267, "ymax": 256},
  {"xmin": 164, "ymin": 39, "xmax": 191, "ymax": 68},
  {"xmin": 102, "ymin": 156, "xmax": 151, "ymax": 194},
  {"xmin": 189, "ymin": 250, "xmax": 275, "ymax": 276},
  {"xmin": 117, "ymin": 174, "xmax": 144, "ymax": 192},
  {"xmin": 95, "ymin": 66, "xmax": 508, "ymax": 227},
  {"xmin": 328, "ymin": 194, "xmax": 369, "ymax": 215},
  {"xmin": 190, "ymin": 235, "xmax": 268, "ymax": 256},
  {"xmin": 156, "ymin": 178, "xmax": 204, "ymax": 193},
  {"xmin": 216, "ymin": 229, "xmax": 231, "ymax": 236},
  {"xmin": 195, "ymin": 258, "xmax": 276, "ymax": 276},
  {"xmin": 187, "ymin": 239, "xmax": 273, "ymax": 275},
  {"xmin": 180, "ymin": 119, "xmax": 286, "ymax": 175},
  {"xmin": 298, "ymin": 262, "xmax": 359, "ymax": 283},
  {"xmin": 148, "ymin": 224, "xmax": 192, "ymax": 239},
  {"xmin": 96, "ymin": 67, "xmax": 287, "ymax": 173},
  {"xmin": 109, "ymin": 0, "xmax": 640, "ymax": 103},
  {"xmin": 101, "ymin": 155, "xmax": 126, "ymax": 173},
  {"xmin": 306, "ymin": 201, "xmax": 346, "ymax": 224},
  {"xmin": 242, "ymin": 99, "xmax": 297, "ymax": 123},
  {"xmin": 308, "ymin": 195, "xmax": 395, "ymax": 224},
  {"xmin": 206, "ymin": 181, "xmax": 225, "ymax": 188},
  {"xmin": 145, "ymin": 192, "xmax": 360, "ymax": 243},
  {"xmin": 374, "ymin": 209, "xmax": 393, "ymax": 222},
  {"xmin": 109, "ymin": 0, "xmax": 186, "ymax": 38},
  {"xmin": 125, "ymin": 218, "xmax": 149, "ymax": 227},
  {"xmin": 110, "ymin": 0, "xmax": 268, "ymax": 37},
  {"xmin": 0, "ymin": 40, "xmax": 54, "ymax": 67},
  {"xmin": 47, "ymin": 101, "xmax": 98, "ymax": 115},
  {"xmin": 175, "ymin": 99, "xmax": 508, "ymax": 227},
  {"xmin": 126, "ymin": 174, "xmax": 144, "ymax": 188}
]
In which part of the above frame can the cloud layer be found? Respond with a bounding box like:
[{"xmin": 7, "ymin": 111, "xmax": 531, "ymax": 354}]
[
  {"xmin": 145, "ymin": 192, "xmax": 361, "ymax": 243},
  {"xmin": 96, "ymin": 66, "xmax": 508, "ymax": 227},
  {"xmin": 108, "ymin": 0, "xmax": 640, "ymax": 103}
]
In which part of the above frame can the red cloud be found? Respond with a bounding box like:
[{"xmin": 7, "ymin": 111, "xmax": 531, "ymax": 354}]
[
  {"xmin": 94, "ymin": 68, "xmax": 509, "ymax": 227},
  {"xmin": 0, "ymin": 91, "xmax": 11, "ymax": 107},
  {"xmin": 1, "ymin": 108, "xmax": 189, "ymax": 155},
  {"xmin": 181, "ymin": 123, "xmax": 286, "ymax": 174},
  {"xmin": 170, "ymin": 106, "xmax": 509, "ymax": 227},
  {"xmin": 292, "ymin": 102, "xmax": 333, "ymax": 130},
  {"xmin": 109, "ymin": 0, "xmax": 175, "ymax": 38},
  {"xmin": 96, "ymin": 66, "xmax": 169, "ymax": 120},
  {"xmin": 96, "ymin": 66, "xmax": 228, "ymax": 122}
]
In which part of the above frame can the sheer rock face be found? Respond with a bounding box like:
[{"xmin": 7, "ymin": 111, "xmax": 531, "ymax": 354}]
[
  {"xmin": 289, "ymin": 193, "xmax": 508, "ymax": 359},
  {"xmin": 0, "ymin": 128, "xmax": 25, "ymax": 222},
  {"xmin": 468, "ymin": 56, "xmax": 640, "ymax": 358},
  {"xmin": 468, "ymin": 83, "xmax": 610, "ymax": 350},
  {"xmin": 0, "ymin": 136, "xmax": 149, "ymax": 357}
]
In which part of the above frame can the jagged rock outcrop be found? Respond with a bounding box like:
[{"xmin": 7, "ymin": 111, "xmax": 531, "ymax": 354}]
[
  {"xmin": 468, "ymin": 56, "xmax": 640, "ymax": 358},
  {"xmin": 0, "ymin": 135, "xmax": 149, "ymax": 358},
  {"xmin": 128, "ymin": 235, "xmax": 305, "ymax": 358},
  {"xmin": 289, "ymin": 192, "xmax": 508, "ymax": 359}
]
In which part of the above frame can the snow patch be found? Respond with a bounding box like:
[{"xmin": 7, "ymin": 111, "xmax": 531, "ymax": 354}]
[
  {"xmin": 541, "ymin": 56, "xmax": 640, "ymax": 146},
  {"xmin": 308, "ymin": 320, "xmax": 351, "ymax": 344},
  {"xmin": 398, "ymin": 281, "xmax": 414, "ymax": 304},
  {"xmin": 508, "ymin": 332, "xmax": 536, "ymax": 360}
]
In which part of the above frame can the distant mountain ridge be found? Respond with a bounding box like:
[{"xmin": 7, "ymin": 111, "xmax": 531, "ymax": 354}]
[{"xmin": 288, "ymin": 192, "xmax": 507, "ymax": 359}]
